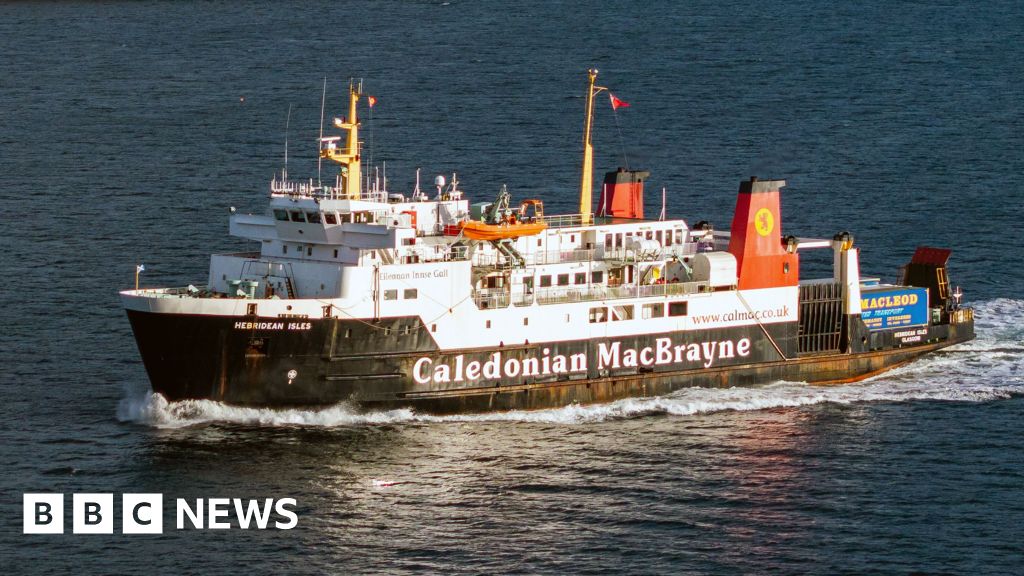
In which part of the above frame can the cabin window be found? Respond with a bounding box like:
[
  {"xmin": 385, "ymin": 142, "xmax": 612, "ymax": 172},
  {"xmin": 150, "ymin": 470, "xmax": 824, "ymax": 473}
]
[
  {"xmin": 404, "ymin": 288, "xmax": 418, "ymax": 299},
  {"xmin": 669, "ymin": 301, "xmax": 689, "ymax": 317},
  {"xmin": 604, "ymin": 235, "xmax": 612, "ymax": 249},
  {"xmin": 664, "ymin": 230, "xmax": 673, "ymax": 246},
  {"xmin": 333, "ymin": 249, "xmax": 339, "ymax": 258},
  {"xmin": 344, "ymin": 328, "xmax": 352, "ymax": 338},
  {"xmin": 589, "ymin": 307, "xmax": 607, "ymax": 323},
  {"xmin": 324, "ymin": 212, "xmax": 338, "ymax": 225},
  {"xmin": 611, "ymin": 305, "xmax": 634, "ymax": 321},
  {"xmin": 615, "ymin": 234, "xmax": 623, "ymax": 248},
  {"xmin": 431, "ymin": 324, "xmax": 437, "ymax": 333},
  {"xmin": 486, "ymin": 320, "xmax": 491, "ymax": 329},
  {"xmin": 557, "ymin": 274, "xmax": 569, "ymax": 286},
  {"xmin": 574, "ymin": 272, "xmax": 586, "ymax": 284},
  {"xmin": 675, "ymin": 230, "xmax": 684, "ymax": 244},
  {"xmin": 643, "ymin": 302, "xmax": 665, "ymax": 319},
  {"xmin": 539, "ymin": 275, "xmax": 552, "ymax": 288},
  {"xmin": 656, "ymin": 230, "xmax": 663, "ymax": 245},
  {"xmin": 282, "ymin": 245, "xmax": 288, "ymax": 254},
  {"xmin": 646, "ymin": 231, "xmax": 653, "ymax": 240},
  {"xmin": 384, "ymin": 289, "xmax": 398, "ymax": 301},
  {"xmin": 306, "ymin": 211, "xmax": 322, "ymax": 223},
  {"xmin": 523, "ymin": 317, "xmax": 529, "ymax": 326},
  {"xmin": 273, "ymin": 209, "xmax": 289, "ymax": 221},
  {"xmin": 537, "ymin": 239, "xmax": 542, "ymax": 247},
  {"xmin": 402, "ymin": 237, "xmax": 416, "ymax": 246},
  {"xmin": 307, "ymin": 246, "xmax": 312, "ymax": 256},
  {"xmin": 570, "ymin": 234, "xmax": 575, "ymax": 242},
  {"xmin": 289, "ymin": 210, "xmax": 305, "ymax": 223},
  {"xmin": 591, "ymin": 271, "xmax": 604, "ymax": 284}
]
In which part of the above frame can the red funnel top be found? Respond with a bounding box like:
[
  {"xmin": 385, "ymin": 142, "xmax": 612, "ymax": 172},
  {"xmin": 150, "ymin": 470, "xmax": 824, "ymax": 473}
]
[
  {"xmin": 727, "ymin": 177, "xmax": 799, "ymax": 290},
  {"xmin": 598, "ymin": 168, "xmax": 649, "ymax": 219}
]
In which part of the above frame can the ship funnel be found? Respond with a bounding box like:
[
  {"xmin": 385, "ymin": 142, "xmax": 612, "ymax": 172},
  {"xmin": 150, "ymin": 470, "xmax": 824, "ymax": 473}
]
[
  {"xmin": 726, "ymin": 176, "xmax": 799, "ymax": 290},
  {"xmin": 598, "ymin": 168, "xmax": 649, "ymax": 219}
]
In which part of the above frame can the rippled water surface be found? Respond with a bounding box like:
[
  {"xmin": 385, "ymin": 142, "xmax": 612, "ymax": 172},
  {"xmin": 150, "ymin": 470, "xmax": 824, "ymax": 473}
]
[{"xmin": 1, "ymin": 1, "xmax": 1022, "ymax": 574}]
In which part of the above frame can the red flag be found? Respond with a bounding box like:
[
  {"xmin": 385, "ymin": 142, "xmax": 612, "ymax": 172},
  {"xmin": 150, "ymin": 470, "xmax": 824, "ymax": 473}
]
[
  {"xmin": 609, "ymin": 93, "xmax": 629, "ymax": 110},
  {"xmin": 368, "ymin": 95, "xmax": 377, "ymax": 108}
]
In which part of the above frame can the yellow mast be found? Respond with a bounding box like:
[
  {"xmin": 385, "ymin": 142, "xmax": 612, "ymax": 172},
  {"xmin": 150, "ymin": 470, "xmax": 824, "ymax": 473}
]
[
  {"xmin": 579, "ymin": 69, "xmax": 605, "ymax": 226},
  {"xmin": 321, "ymin": 80, "xmax": 363, "ymax": 199}
]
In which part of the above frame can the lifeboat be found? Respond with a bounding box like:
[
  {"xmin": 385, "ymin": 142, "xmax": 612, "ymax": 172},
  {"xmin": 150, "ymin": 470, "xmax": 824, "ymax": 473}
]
[
  {"xmin": 459, "ymin": 198, "xmax": 547, "ymax": 240},
  {"xmin": 460, "ymin": 219, "xmax": 547, "ymax": 241}
]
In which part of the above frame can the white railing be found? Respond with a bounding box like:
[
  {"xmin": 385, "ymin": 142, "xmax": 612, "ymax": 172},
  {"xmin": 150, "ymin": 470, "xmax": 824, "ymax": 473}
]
[{"xmin": 532, "ymin": 281, "xmax": 705, "ymax": 305}]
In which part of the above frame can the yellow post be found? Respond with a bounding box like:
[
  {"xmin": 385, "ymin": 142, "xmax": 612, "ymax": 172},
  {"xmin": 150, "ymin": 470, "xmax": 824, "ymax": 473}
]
[
  {"xmin": 321, "ymin": 80, "xmax": 363, "ymax": 199},
  {"xmin": 345, "ymin": 81, "xmax": 361, "ymax": 200},
  {"xmin": 579, "ymin": 69, "xmax": 599, "ymax": 226}
]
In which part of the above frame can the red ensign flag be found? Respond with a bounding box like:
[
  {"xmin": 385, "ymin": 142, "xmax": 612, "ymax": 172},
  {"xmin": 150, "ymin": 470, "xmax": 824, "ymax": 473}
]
[
  {"xmin": 368, "ymin": 95, "xmax": 377, "ymax": 108},
  {"xmin": 609, "ymin": 93, "xmax": 630, "ymax": 110}
]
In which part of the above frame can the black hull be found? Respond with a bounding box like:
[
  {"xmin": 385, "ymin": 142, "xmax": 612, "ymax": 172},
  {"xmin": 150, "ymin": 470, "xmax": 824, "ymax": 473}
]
[{"xmin": 126, "ymin": 310, "xmax": 975, "ymax": 415}]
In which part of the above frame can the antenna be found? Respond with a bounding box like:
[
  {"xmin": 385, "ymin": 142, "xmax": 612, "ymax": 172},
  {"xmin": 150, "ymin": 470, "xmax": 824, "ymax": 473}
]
[
  {"xmin": 317, "ymin": 76, "xmax": 326, "ymax": 187},
  {"xmin": 284, "ymin": 103, "xmax": 292, "ymax": 181}
]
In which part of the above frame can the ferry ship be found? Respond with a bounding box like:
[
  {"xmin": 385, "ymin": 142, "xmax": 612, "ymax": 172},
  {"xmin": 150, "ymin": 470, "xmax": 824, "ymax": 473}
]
[{"xmin": 121, "ymin": 71, "xmax": 975, "ymax": 414}]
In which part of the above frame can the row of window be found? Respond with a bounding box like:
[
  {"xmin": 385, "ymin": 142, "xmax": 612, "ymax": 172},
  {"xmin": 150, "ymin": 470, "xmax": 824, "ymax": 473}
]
[
  {"xmin": 383, "ymin": 288, "xmax": 418, "ymax": 301},
  {"xmin": 475, "ymin": 300, "xmax": 689, "ymax": 328},
  {"xmin": 589, "ymin": 301, "xmax": 688, "ymax": 323},
  {"xmin": 281, "ymin": 244, "xmax": 342, "ymax": 259},
  {"xmin": 273, "ymin": 209, "xmax": 373, "ymax": 225},
  {"xmin": 604, "ymin": 228, "xmax": 684, "ymax": 249},
  {"xmin": 538, "ymin": 271, "xmax": 604, "ymax": 288}
]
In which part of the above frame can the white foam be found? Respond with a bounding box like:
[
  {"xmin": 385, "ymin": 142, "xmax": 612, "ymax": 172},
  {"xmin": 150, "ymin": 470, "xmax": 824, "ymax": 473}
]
[{"xmin": 119, "ymin": 298, "xmax": 1024, "ymax": 429}]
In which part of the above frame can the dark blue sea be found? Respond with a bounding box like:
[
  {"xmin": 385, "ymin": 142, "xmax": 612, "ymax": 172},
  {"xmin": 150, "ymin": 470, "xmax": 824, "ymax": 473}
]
[{"xmin": 2, "ymin": 1, "xmax": 1022, "ymax": 573}]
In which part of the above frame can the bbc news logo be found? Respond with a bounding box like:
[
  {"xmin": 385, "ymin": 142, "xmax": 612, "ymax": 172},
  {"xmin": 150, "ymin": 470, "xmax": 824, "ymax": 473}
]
[{"xmin": 24, "ymin": 494, "xmax": 298, "ymax": 534}]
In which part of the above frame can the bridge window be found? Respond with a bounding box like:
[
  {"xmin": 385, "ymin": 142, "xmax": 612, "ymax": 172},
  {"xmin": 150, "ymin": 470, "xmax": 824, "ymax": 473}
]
[
  {"xmin": 274, "ymin": 209, "xmax": 289, "ymax": 221},
  {"xmin": 324, "ymin": 212, "xmax": 338, "ymax": 225},
  {"xmin": 306, "ymin": 211, "xmax": 322, "ymax": 223},
  {"xmin": 574, "ymin": 272, "xmax": 586, "ymax": 284},
  {"xmin": 557, "ymin": 274, "xmax": 569, "ymax": 286},
  {"xmin": 589, "ymin": 307, "xmax": 607, "ymax": 323},
  {"xmin": 643, "ymin": 303, "xmax": 665, "ymax": 319},
  {"xmin": 539, "ymin": 275, "xmax": 552, "ymax": 288},
  {"xmin": 591, "ymin": 271, "xmax": 604, "ymax": 284},
  {"xmin": 669, "ymin": 301, "xmax": 689, "ymax": 317},
  {"xmin": 289, "ymin": 210, "xmax": 305, "ymax": 223}
]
